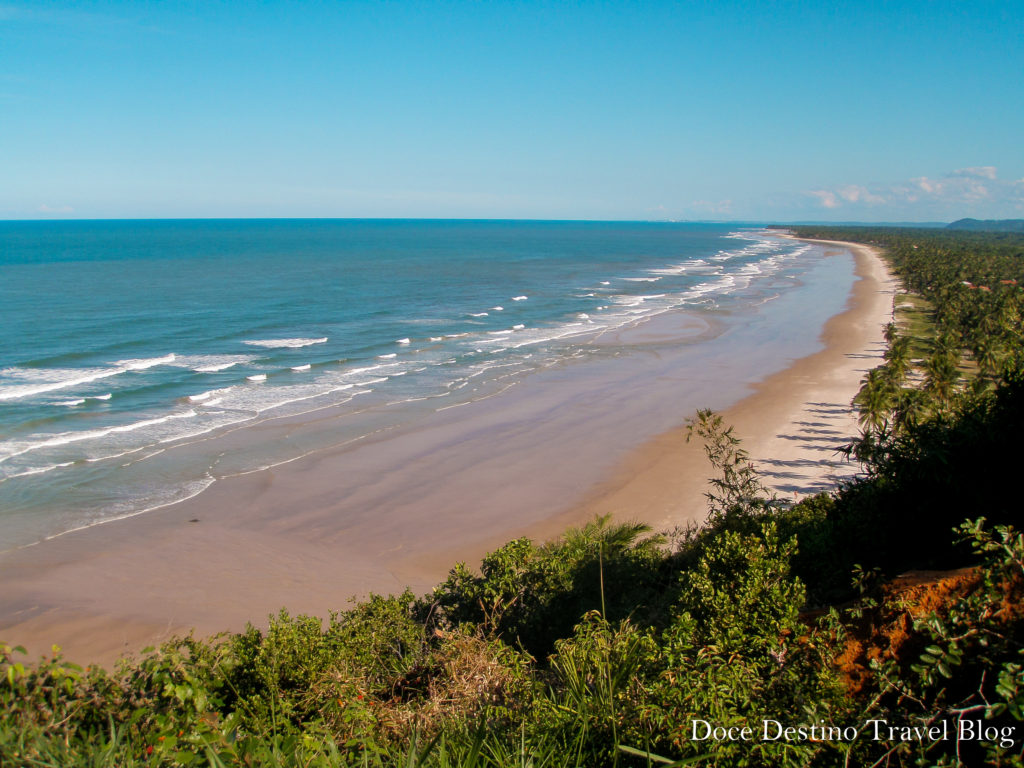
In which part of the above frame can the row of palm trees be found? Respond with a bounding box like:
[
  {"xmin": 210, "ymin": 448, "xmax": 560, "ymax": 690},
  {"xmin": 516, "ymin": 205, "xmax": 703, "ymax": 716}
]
[
  {"xmin": 789, "ymin": 226, "xmax": 1024, "ymax": 438},
  {"xmin": 852, "ymin": 321, "xmax": 968, "ymax": 434}
]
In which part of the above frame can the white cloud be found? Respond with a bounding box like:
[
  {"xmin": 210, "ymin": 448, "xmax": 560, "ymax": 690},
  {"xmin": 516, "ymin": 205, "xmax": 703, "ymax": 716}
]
[
  {"xmin": 837, "ymin": 185, "xmax": 885, "ymax": 204},
  {"xmin": 912, "ymin": 177, "xmax": 944, "ymax": 195},
  {"xmin": 964, "ymin": 181, "xmax": 990, "ymax": 201},
  {"xmin": 808, "ymin": 190, "xmax": 840, "ymax": 209},
  {"xmin": 804, "ymin": 166, "xmax": 1024, "ymax": 218},
  {"xmin": 908, "ymin": 173, "xmax": 991, "ymax": 202},
  {"xmin": 37, "ymin": 204, "xmax": 74, "ymax": 214},
  {"xmin": 951, "ymin": 166, "xmax": 997, "ymax": 180}
]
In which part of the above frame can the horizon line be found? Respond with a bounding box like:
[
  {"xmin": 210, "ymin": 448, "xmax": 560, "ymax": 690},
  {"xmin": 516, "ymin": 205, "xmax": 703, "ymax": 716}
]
[{"xmin": 0, "ymin": 216, "xmax": 955, "ymax": 226}]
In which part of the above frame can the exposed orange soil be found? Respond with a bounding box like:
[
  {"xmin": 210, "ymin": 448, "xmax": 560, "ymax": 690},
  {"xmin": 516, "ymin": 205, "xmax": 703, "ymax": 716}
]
[{"xmin": 835, "ymin": 568, "xmax": 982, "ymax": 694}]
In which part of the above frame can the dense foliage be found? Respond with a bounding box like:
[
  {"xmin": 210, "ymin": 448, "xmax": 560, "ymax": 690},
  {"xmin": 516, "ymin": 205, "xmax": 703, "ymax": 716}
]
[
  {"xmin": 3, "ymin": 228, "xmax": 1023, "ymax": 767},
  {"xmin": 784, "ymin": 226, "xmax": 1024, "ymax": 594}
]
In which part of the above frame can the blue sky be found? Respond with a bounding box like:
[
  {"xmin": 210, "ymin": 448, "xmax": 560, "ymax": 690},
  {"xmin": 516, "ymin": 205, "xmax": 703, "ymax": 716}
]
[{"xmin": 2, "ymin": 1, "xmax": 1022, "ymax": 222}]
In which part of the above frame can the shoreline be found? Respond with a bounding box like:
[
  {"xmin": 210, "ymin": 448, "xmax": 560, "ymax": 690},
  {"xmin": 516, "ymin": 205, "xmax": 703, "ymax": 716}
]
[
  {"xmin": 0, "ymin": 238, "xmax": 896, "ymax": 667},
  {"xmin": 441, "ymin": 238, "xmax": 896, "ymax": 555}
]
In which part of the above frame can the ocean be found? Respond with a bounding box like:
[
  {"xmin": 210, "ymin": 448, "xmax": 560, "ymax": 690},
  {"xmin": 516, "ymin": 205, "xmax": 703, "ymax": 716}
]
[{"xmin": 0, "ymin": 220, "xmax": 848, "ymax": 551}]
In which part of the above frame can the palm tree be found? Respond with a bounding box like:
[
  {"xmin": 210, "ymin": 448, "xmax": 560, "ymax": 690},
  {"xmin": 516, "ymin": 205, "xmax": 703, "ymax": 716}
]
[
  {"xmin": 973, "ymin": 336, "xmax": 1002, "ymax": 381},
  {"xmin": 924, "ymin": 349, "xmax": 959, "ymax": 407},
  {"xmin": 997, "ymin": 299, "xmax": 1022, "ymax": 345},
  {"xmin": 884, "ymin": 337, "xmax": 912, "ymax": 387},
  {"xmin": 894, "ymin": 387, "xmax": 929, "ymax": 431},
  {"xmin": 883, "ymin": 321, "xmax": 898, "ymax": 345},
  {"xmin": 932, "ymin": 330, "xmax": 961, "ymax": 359},
  {"xmin": 854, "ymin": 368, "xmax": 896, "ymax": 433},
  {"xmin": 560, "ymin": 515, "xmax": 664, "ymax": 556}
]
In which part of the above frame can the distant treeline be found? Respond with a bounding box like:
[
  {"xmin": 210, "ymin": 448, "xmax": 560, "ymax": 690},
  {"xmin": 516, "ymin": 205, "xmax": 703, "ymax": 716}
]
[{"xmin": 3, "ymin": 227, "xmax": 1024, "ymax": 767}]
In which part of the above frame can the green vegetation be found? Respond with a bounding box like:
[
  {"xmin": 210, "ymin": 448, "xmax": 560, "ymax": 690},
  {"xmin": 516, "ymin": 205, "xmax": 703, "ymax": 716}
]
[{"xmin": 3, "ymin": 228, "xmax": 1024, "ymax": 767}]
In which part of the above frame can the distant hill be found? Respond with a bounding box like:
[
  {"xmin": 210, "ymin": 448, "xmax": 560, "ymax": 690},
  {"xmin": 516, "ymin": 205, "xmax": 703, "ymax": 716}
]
[{"xmin": 947, "ymin": 218, "xmax": 1024, "ymax": 232}]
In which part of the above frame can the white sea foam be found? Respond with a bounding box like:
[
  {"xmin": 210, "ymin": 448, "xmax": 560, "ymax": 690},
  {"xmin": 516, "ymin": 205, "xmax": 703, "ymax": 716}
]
[
  {"xmin": 1, "ymin": 354, "xmax": 179, "ymax": 402},
  {"xmin": 187, "ymin": 388, "xmax": 232, "ymax": 403},
  {"xmin": 0, "ymin": 367, "xmax": 117, "ymax": 402},
  {"xmin": 612, "ymin": 294, "xmax": 666, "ymax": 307},
  {"xmin": 600, "ymin": 281, "xmax": 610, "ymax": 285},
  {"xmin": 648, "ymin": 260, "xmax": 713, "ymax": 275},
  {"xmin": 5, "ymin": 461, "xmax": 76, "ymax": 481},
  {"xmin": 91, "ymin": 394, "xmax": 112, "ymax": 401},
  {"xmin": 378, "ymin": 353, "xmax": 397, "ymax": 359},
  {"xmin": 138, "ymin": 382, "xmax": 367, "ymax": 445},
  {"xmin": 291, "ymin": 364, "xmax": 312, "ymax": 371},
  {"xmin": 180, "ymin": 355, "xmax": 255, "ymax": 372},
  {"xmin": 243, "ymin": 337, "xmax": 327, "ymax": 349},
  {"xmin": 512, "ymin": 295, "xmax": 528, "ymax": 301},
  {"xmin": 491, "ymin": 306, "xmax": 504, "ymax": 311},
  {"xmin": 513, "ymin": 324, "xmax": 525, "ymax": 330},
  {"xmin": 41, "ymin": 475, "xmax": 218, "ymax": 545},
  {"xmin": 470, "ymin": 312, "xmax": 489, "ymax": 317},
  {"xmin": 57, "ymin": 399, "xmax": 86, "ymax": 407},
  {"xmin": 430, "ymin": 336, "xmax": 443, "ymax": 341},
  {"xmin": 0, "ymin": 410, "xmax": 199, "ymax": 465},
  {"xmin": 116, "ymin": 354, "xmax": 177, "ymax": 370},
  {"xmin": 396, "ymin": 338, "xmax": 411, "ymax": 345},
  {"xmin": 247, "ymin": 374, "xmax": 267, "ymax": 382}
]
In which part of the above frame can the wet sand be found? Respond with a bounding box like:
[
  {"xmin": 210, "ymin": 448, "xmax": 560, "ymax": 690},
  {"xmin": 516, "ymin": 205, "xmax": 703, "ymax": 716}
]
[
  {"xmin": 557, "ymin": 239, "xmax": 896, "ymax": 533},
  {"xmin": 0, "ymin": 239, "xmax": 895, "ymax": 667}
]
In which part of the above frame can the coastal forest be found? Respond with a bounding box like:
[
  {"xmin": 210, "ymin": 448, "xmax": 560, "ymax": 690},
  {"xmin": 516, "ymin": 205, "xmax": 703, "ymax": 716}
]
[{"xmin": 3, "ymin": 227, "xmax": 1024, "ymax": 767}]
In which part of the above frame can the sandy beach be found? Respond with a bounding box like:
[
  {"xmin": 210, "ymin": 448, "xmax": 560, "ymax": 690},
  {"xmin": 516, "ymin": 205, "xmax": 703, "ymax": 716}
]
[
  {"xmin": 554, "ymin": 238, "xmax": 896, "ymax": 534},
  {"xmin": 0, "ymin": 238, "xmax": 896, "ymax": 667}
]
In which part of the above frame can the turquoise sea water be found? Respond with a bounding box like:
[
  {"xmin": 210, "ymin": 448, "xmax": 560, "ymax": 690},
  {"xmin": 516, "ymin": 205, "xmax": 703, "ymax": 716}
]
[{"xmin": 0, "ymin": 220, "xmax": 828, "ymax": 549}]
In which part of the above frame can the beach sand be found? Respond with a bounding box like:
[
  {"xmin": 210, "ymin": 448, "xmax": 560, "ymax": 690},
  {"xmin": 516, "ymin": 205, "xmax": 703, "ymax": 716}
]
[
  {"xmin": 547, "ymin": 239, "xmax": 896, "ymax": 534},
  {"xmin": 0, "ymin": 239, "xmax": 895, "ymax": 667}
]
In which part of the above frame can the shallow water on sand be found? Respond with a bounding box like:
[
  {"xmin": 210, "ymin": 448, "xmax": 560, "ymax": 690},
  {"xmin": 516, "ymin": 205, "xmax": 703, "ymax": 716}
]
[{"xmin": 0, "ymin": 220, "xmax": 850, "ymax": 549}]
